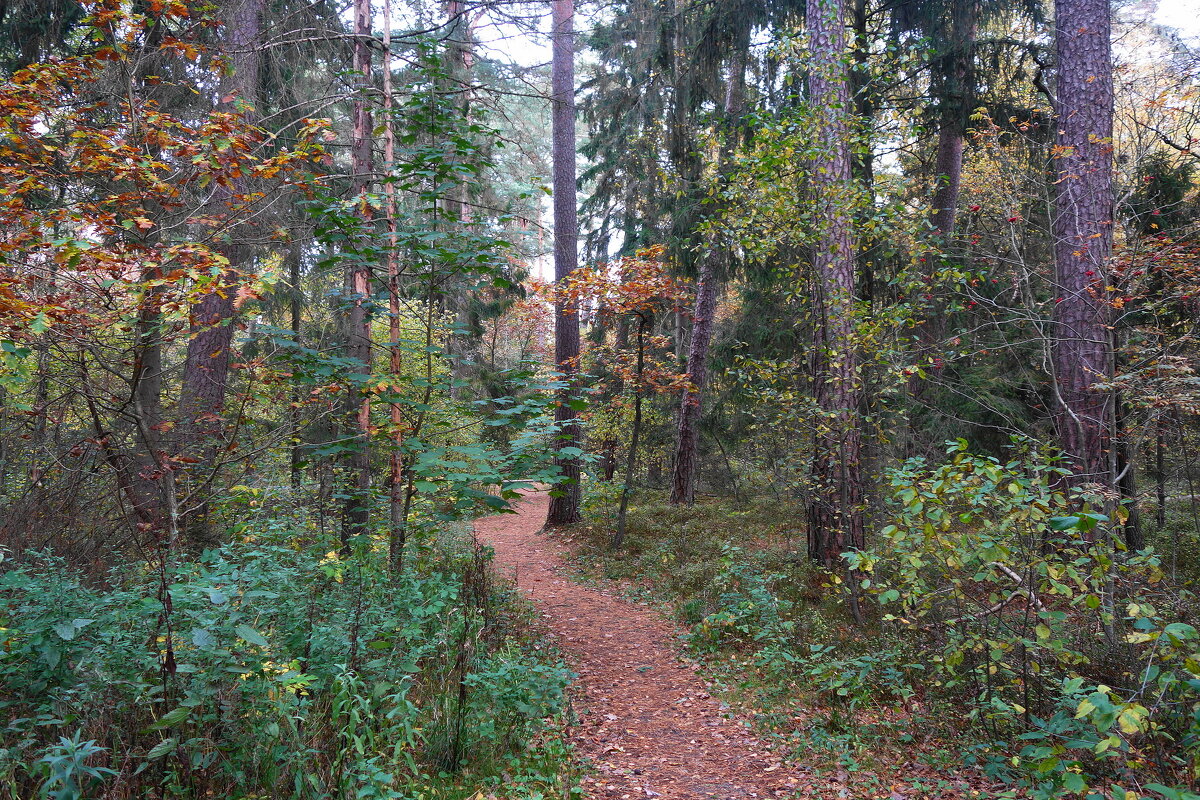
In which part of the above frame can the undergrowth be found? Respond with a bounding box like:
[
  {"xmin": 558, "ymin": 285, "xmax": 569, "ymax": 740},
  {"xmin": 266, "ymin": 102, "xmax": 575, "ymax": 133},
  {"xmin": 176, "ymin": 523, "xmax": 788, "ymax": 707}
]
[
  {"xmin": 0, "ymin": 485, "xmax": 581, "ymax": 800},
  {"xmin": 573, "ymin": 446, "xmax": 1200, "ymax": 800}
]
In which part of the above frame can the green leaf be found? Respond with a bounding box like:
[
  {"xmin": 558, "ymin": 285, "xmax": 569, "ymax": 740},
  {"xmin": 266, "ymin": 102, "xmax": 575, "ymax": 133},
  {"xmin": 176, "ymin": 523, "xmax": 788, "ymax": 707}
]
[
  {"xmin": 146, "ymin": 738, "xmax": 177, "ymax": 759},
  {"xmin": 51, "ymin": 618, "xmax": 94, "ymax": 641},
  {"xmin": 151, "ymin": 706, "xmax": 191, "ymax": 730},
  {"xmin": 1163, "ymin": 622, "xmax": 1198, "ymax": 642},
  {"xmin": 234, "ymin": 624, "xmax": 269, "ymax": 648},
  {"xmin": 1061, "ymin": 772, "xmax": 1087, "ymax": 793}
]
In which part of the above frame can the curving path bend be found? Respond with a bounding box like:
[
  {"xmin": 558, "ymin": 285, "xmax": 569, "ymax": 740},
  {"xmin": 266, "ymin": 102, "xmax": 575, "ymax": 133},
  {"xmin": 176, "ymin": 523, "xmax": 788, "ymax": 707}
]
[{"xmin": 475, "ymin": 492, "xmax": 802, "ymax": 800}]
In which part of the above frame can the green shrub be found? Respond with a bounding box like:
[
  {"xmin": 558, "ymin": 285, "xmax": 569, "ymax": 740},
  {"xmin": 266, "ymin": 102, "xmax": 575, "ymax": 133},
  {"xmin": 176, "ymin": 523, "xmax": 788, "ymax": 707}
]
[
  {"xmin": 0, "ymin": 523, "xmax": 571, "ymax": 799},
  {"xmin": 848, "ymin": 440, "xmax": 1200, "ymax": 798}
]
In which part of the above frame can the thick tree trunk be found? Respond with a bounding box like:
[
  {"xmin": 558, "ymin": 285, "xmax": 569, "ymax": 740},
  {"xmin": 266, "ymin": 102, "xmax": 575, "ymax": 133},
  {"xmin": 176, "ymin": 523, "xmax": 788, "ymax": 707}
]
[
  {"xmin": 547, "ymin": 0, "xmax": 582, "ymax": 526},
  {"xmin": 1051, "ymin": 0, "xmax": 1115, "ymax": 501},
  {"xmin": 341, "ymin": 0, "xmax": 374, "ymax": 545},
  {"xmin": 929, "ymin": 126, "xmax": 965, "ymax": 237},
  {"xmin": 805, "ymin": 0, "xmax": 866, "ymax": 567},
  {"xmin": 176, "ymin": 0, "xmax": 264, "ymax": 549}
]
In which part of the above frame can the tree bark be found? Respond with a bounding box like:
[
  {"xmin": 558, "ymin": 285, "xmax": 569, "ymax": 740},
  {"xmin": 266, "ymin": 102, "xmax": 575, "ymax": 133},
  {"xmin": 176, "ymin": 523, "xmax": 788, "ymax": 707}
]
[
  {"xmin": 1155, "ymin": 418, "xmax": 1166, "ymax": 529},
  {"xmin": 669, "ymin": 41, "xmax": 747, "ymax": 507},
  {"xmin": 1051, "ymin": 0, "xmax": 1115, "ymax": 501},
  {"xmin": 547, "ymin": 0, "xmax": 582, "ymax": 526},
  {"xmin": 669, "ymin": 260, "xmax": 718, "ymax": 506},
  {"xmin": 613, "ymin": 315, "xmax": 646, "ymax": 548},
  {"xmin": 444, "ymin": 0, "xmax": 477, "ymax": 398},
  {"xmin": 928, "ymin": 0, "xmax": 977, "ymax": 239},
  {"xmin": 176, "ymin": 0, "xmax": 264, "ymax": 549},
  {"xmin": 910, "ymin": 0, "xmax": 978, "ymax": 419},
  {"xmin": 805, "ymin": 0, "xmax": 866, "ymax": 567},
  {"xmin": 341, "ymin": 0, "xmax": 374, "ymax": 545},
  {"xmin": 288, "ymin": 241, "xmax": 303, "ymax": 489},
  {"xmin": 382, "ymin": 0, "xmax": 408, "ymax": 570}
]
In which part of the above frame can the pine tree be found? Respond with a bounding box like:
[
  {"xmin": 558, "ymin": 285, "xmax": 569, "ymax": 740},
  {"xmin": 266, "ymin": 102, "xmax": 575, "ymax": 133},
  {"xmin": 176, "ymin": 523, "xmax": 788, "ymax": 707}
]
[
  {"xmin": 177, "ymin": 0, "xmax": 267, "ymax": 548},
  {"xmin": 342, "ymin": 0, "xmax": 375, "ymax": 544},
  {"xmin": 547, "ymin": 0, "xmax": 582, "ymax": 526},
  {"xmin": 805, "ymin": 0, "xmax": 866, "ymax": 567},
  {"xmin": 1050, "ymin": 0, "xmax": 1115, "ymax": 500}
]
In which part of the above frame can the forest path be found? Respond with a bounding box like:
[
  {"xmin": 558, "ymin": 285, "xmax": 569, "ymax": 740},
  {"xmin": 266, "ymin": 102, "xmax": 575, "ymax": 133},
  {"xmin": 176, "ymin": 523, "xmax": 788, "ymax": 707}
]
[{"xmin": 475, "ymin": 492, "xmax": 802, "ymax": 800}]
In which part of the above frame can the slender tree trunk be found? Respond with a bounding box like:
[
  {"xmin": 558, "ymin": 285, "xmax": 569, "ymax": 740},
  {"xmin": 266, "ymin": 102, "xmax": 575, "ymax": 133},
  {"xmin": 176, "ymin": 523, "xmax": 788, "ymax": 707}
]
[
  {"xmin": 288, "ymin": 242, "xmax": 303, "ymax": 489},
  {"xmin": 669, "ymin": 42, "xmax": 747, "ymax": 506},
  {"xmin": 547, "ymin": 0, "xmax": 582, "ymax": 525},
  {"xmin": 1155, "ymin": 418, "xmax": 1166, "ymax": 529},
  {"xmin": 805, "ymin": 0, "xmax": 865, "ymax": 567},
  {"xmin": 176, "ymin": 0, "xmax": 265, "ymax": 549},
  {"xmin": 129, "ymin": 272, "xmax": 168, "ymax": 534},
  {"xmin": 1051, "ymin": 0, "xmax": 1115, "ymax": 503},
  {"xmin": 341, "ymin": 0, "xmax": 374, "ymax": 545},
  {"xmin": 382, "ymin": 0, "xmax": 408, "ymax": 570},
  {"xmin": 118, "ymin": 11, "xmax": 170, "ymax": 539},
  {"xmin": 1116, "ymin": 397, "xmax": 1141, "ymax": 549},
  {"xmin": 613, "ymin": 315, "xmax": 646, "ymax": 548},
  {"xmin": 669, "ymin": 260, "xmax": 718, "ymax": 505},
  {"xmin": 444, "ymin": 0, "xmax": 477, "ymax": 398},
  {"xmin": 600, "ymin": 439, "xmax": 618, "ymax": 481},
  {"xmin": 910, "ymin": 0, "xmax": 978, "ymax": 420}
]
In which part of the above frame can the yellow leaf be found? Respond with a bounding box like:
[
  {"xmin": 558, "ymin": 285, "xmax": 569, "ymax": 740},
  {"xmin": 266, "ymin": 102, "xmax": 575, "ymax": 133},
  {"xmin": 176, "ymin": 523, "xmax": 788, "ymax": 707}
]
[{"xmin": 1076, "ymin": 698, "xmax": 1095, "ymax": 719}]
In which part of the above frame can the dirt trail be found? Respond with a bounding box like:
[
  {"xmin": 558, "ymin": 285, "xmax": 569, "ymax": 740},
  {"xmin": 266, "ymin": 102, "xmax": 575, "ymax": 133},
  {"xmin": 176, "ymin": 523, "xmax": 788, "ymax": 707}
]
[{"xmin": 475, "ymin": 492, "xmax": 802, "ymax": 800}]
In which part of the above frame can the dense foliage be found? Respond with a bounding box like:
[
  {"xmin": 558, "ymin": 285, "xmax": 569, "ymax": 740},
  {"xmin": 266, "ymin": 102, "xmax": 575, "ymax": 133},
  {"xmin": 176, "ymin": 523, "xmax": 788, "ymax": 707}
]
[{"xmin": 1, "ymin": 0, "xmax": 1200, "ymax": 798}]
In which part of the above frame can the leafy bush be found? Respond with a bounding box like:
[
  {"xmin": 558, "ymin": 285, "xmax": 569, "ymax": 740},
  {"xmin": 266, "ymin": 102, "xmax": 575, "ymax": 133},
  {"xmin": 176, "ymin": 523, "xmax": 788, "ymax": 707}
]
[
  {"xmin": 0, "ymin": 521, "xmax": 572, "ymax": 799},
  {"xmin": 848, "ymin": 440, "xmax": 1200, "ymax": 798}
]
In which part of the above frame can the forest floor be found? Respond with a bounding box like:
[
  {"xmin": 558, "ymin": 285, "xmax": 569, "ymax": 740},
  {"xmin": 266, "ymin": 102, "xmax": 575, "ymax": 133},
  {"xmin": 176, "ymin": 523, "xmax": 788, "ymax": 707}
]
[{"xmin": 475, "ymin": 492, "xmax": 805, "ymax": 799}]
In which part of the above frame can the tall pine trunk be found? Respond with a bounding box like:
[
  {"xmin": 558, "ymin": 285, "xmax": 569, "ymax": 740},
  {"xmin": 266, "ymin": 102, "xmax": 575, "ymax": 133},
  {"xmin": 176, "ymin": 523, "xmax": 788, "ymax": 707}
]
[
  {"xmin": 613, "ymin": 315, "xmax": 647, "ymax": 548},
  {"xmin": 669, "ymin": 43, "xmax": 747, "ymax": 506},
  {"xmin": 342, "ymin": 0, "xmax": 374, "ymax": 545},
  {"xmin": 910, "ymin": 0, "xmax": 978, "ymax": 426},
  {"xmin": 382, "ymin": 0, "xmax": 408, "ymax": 569},
  {"xmin": 176, "ymin": 0, "xmax": 264, "ymax": 548},
  {"xmin": 928, "ymin": 0, "xmax": 977, "ymax": 239},
  {"xmin": 1051, "ymin": 0, "xmax": 1115, "ymax": 501},
  {"xmin": 806, "ymin": 0, "xmax": 865, "ymax": 567},
  {"xmin": 444, "ymin": 0, "xmax": 477, "ymax": 398},
  {"xmin": 546, "ymin": 0, "xmax": 582, "ymax": 526}
]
